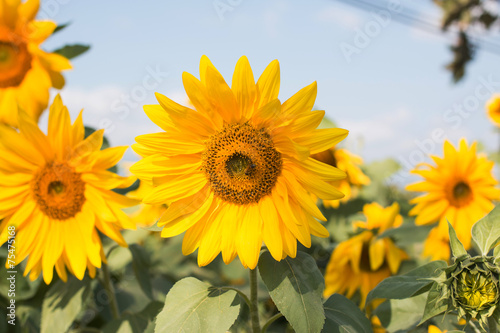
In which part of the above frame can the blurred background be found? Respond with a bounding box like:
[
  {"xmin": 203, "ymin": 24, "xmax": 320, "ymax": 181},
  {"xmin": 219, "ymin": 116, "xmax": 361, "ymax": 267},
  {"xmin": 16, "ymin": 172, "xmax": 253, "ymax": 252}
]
[{"xmin": 40, "ymin": 0, "xmax": 500, "ymax": 184}]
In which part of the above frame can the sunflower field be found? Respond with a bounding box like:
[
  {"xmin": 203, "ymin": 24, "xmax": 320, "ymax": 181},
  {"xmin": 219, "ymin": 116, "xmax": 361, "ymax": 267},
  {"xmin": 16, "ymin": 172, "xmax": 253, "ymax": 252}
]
[{"xmin": 2, "ymin": 1, "xmax": 500, "ymax": 333}]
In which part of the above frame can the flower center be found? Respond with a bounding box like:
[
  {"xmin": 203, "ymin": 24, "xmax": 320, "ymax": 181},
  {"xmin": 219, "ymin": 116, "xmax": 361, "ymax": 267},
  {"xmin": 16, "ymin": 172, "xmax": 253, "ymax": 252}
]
[
  {"xmin": 0, "ymin": 40, "xmax": 32, "ymax": 88},
  {"xmin": 32, "ymin": 162, "xmax": 86, "ymax": 220},
  {"xmin": 449, "ymin": 181, "xmax": 472, "ymax": 207},
  {"xmin": 455, "ymin": 271, "xmax": 497, "ymax": 311},
  {"xmin": 202, "ymin": 122, "xmax": 282, "ymax": 205}
]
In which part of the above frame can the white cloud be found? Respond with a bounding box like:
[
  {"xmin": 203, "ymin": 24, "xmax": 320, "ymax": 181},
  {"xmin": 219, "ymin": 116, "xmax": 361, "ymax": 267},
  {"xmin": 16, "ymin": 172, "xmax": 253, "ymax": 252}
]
[{"xmin": 338, "ymin": 108, "xmax": 414, "ymax": 161}]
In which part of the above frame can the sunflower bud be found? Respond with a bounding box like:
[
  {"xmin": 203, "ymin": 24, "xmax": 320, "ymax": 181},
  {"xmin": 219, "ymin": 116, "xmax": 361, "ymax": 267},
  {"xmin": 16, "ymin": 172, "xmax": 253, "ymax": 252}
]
[{"xmin": 445, "ymin": 256, "xmax": 500, "ymax": 326}]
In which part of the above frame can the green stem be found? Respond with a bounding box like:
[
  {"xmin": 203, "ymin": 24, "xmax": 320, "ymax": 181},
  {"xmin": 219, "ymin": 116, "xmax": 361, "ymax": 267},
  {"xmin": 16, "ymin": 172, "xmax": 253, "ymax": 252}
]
[
  {"xmin": 262, "ymin": 313, "xmax": 283, "ymax": 333},
  {"xmin": 220, "ymin": 287, "xmax": 252, "ymax": 308},
  {"xmin": 488, "ymin": 316, "xmax": 498, "ymax": 333},
  {"xmin": 100, "ymin": 262, "xmax": 120, "ymax": 319},
  {"xmin": 249, "ymin": 268, "xmax": 261, "ymax": 333}
]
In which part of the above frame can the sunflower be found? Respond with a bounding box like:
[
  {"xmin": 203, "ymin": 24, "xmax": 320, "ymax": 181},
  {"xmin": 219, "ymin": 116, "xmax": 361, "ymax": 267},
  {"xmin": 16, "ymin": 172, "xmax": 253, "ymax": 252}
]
[
  {"xmin": 0, "ymin": 95, "xmax": 137, "ymax": 283},
  {"xmin": 428, "ymin": 325, "xmax": 446, "ymax": 333},
  {"xmin": 406, "ymin": 139, "xmax": 500, "ymax": 251},
  {"xmin": 0, "ymin": 0, "xmax": 72, "ymax": 127},
  {"xmin": 323, "ymin": 202, "xmax": 408, "ymax": 308},
  {"xmin": 128, "ymin": 180, "xmax": 167, "ymax": 226},
  {"xmin": 311, "ymin": 147, "xmax": 370, "ymax": 208},
  {"xmin": 131, "ymin": 55, "xmax": 348, "ymax": 269},
  {"xmin": 422, "ymin": 221, "xmax": 451, "ymax": 261},
  {"xmin": 486, "ymin": 94, "xmax": 500, "ymax": 127}
]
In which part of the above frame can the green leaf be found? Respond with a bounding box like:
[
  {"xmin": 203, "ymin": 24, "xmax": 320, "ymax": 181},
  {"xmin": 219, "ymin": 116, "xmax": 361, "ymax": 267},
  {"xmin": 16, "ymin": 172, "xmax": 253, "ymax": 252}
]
[
  {"xmin": 322, "ymin": 294, "xmax": 372, "ymax": 333},
  {"xmin": 0, "ymin": 258, "xmax": 41, "ymax": 301},
  {"xmin": 375, "ymin": 293, "xmax": 428, "ymax": 332},
  {"xmin": 154, "ymin": 277, "xmax": 240, "ymax": 333},
  {"xmin": 103, "ymin": 301, "xmax": 163, "ymax": 333},
  {"xmin": 53, "ymin": 44, "xmax": 90, "ymax": 60},
  {"xmin": 41, "ymin": 276, "xmax": 92, "ymax": 333},
  {"xmin": 448, "ymin": 221, "xmax": 467, "ymax": 258},
  {"xmin": 54, "ymin": 22, "xmax": 71, "ymax": 34},
  {"xmin": 376, "ymin": 223, "xmax": 434, "ymax": 243},
  {"xmin": 258, "ymin": 250, "xmax": 325, "ymax": 333},
  {"xmin": 129, "ymin": 244, "xmax": 153, "ymax": 300},
  {"xmin": 366, "ymin": 261, "xmax": 447, "ymax": 306},
  {"xmin": 472, "ymin": 204, "xmax": 500, "ymax": 255},
  {"xmin": 494, "ymin": 244, "xmax": 500, "ymax": 260},
  {"xmin": 420, "ymin": 282, "xmax": 448, "ymax": 324}
]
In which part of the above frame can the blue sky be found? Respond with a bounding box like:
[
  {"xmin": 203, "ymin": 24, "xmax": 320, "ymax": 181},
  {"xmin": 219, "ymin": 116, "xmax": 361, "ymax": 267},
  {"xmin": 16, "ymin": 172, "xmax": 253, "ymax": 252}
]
[{"xmin": 38, "ymin": 0, "xmax": 500, "ymax": 183}]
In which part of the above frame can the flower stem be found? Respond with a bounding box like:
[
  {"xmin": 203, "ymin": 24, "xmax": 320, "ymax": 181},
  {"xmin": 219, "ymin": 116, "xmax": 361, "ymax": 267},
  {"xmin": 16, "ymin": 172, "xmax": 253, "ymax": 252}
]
[
  {"xmin": 262, "ymin": 313, "xmax": 283, "ymax": 333},
  {"xmin": 100, "ymin": 262, "xmax": 120, "ymax": 320},
  {"xmin": 249, "ymin": 268, "xmax": 261, "ymax": 333},
  {"xmin": 488, "ymin": 316, "xmax": 498, "ymax": 333}
]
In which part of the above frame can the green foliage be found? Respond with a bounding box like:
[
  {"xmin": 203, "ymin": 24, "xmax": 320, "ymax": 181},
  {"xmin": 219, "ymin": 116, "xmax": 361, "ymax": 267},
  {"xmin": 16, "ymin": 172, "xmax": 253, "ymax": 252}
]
[
  {"xmin": 53, "ymin": 22, "xmax": 71, "ymax": 34},
  {"xmin": 129, "ymin": 244, "xmax": 154, "ymax": 300},
  {"xmin": 103, "ymin": 301, "xmax": 163, "ymax": 333},
  {"xmin": 41, "ymin": 276, "xmax": 92, "ymax": 333},
  {"xmin": 375, "ymin": 293, "xmax": 428, "ymax": 332},
  {"xmin": 366, "ymin": 261, "xmax": 447, "ymax": 306},
  {"xmin": 154, "ymin": 277, "xmax": 241, "ymax": 333},
  {"xmin": 259, "ymin": 250, "xmax": 325, "ymax": 333},
  {"xmin": 323, "ymin": 294, "xmax": 373, "ymax": 333},
  {"xmin": 53, "ymin": 44, "xmax": 91, "ymax": 60},
  {"xmin": 472, "ymin": 204, "xmax": 500, "ymax": 255},
  {"xmin": 448, "ymin": 221, "xmax": 467, "ymax": 258}
]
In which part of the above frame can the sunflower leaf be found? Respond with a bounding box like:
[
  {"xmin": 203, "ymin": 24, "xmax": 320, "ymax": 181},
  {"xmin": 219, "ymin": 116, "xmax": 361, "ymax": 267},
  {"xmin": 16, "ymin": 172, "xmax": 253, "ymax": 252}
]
[
  {"xmin": 375, "ymin": 293, "xmax": 428, "ymax": 332},
  {"xmin": 366, "ymin": 260, "xmax": 447, "ymax": 306},
  {"xmin": 0, "ymin": 258, "xmax": 41, "ymax": 301},
  {"xmin": 448, "ymin": 221, "xmax": 467, "ymax": 258},
  {"xmin": 154, "ymin": 277, "xmax": 240, "ymax": 333},
  {"xmin": 129, "ymin": 244, "xmax": 154, "ymax": 300},
  {"xmin": 53, "ymin": 44, "xmax": 90, "ymax": 60},
  {"xmin": 322, "ymin": 294, "xmax": 372, "ymax": 333},
  {"xmin": 53, "ymin": 22, "xmax": 71, "ymax": 34},
  {"xmin": 420, "ymin": 282, "xmax": 448, "ymax": 324},
  {"xmin": 472, "ymin": 204, "xmax": 500, "ymax": 255},
  {"xmin": 102, "ymin": 301, "xmax": 163, "ymax": 333},
  {"xmin": 41, "ymin": 276, "xmax": 91, "ymax": 333},
  {"xmin": 258, "ymin": 250, "xmax": 325, "ymax": 333}
]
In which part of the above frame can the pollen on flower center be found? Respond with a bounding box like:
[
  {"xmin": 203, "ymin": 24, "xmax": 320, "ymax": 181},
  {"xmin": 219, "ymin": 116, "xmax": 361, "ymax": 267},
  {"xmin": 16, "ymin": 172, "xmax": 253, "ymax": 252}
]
[
  {"xmin": 0, "ymin": 41, "xmax": 32, "ymax": 88},
  {"xmin": 449, "ymin": 180, "xmax": 473, "ymax": 207},
  {"xmin": 32, "ymin": 162, "xmax": 86, "ymax": 220},
  {"xmin": 202, "ymin": 122, "xmax": 282, "ymax": 205}
]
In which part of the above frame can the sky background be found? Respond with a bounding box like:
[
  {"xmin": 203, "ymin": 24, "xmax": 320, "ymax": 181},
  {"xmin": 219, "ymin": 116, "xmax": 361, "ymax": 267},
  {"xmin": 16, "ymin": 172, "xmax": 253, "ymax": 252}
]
[{"xmin": 37, "ymin": 0, "xmax": 500, "ymax": 184}]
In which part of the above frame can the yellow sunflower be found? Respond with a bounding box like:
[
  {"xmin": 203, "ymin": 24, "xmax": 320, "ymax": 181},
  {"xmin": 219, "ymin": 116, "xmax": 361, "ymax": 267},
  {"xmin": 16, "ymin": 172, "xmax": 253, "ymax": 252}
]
[
  {"xmin": 406, "ymin": 139, "xmax": 500, "ymax": 252},
  {"xmin": 422, "ymin": 222, "xmax": 451, "ymax": 261},
  {"xmin": 128, "ymin": 180, "xmax": 167, "ymax": 226},
  {"xmin": 311, "ymin": 147, "xmax": 370, "ymax": 208},
  {"xmin": 486, "ymin": 94, "xmax": 500, "ymax": 127},
  {"xmin": 428, "ymin": 325, "xmax": 446, "ymax": 333},
  {"xmin": 323, "ymin": 202, "xmax": 408, "ymax": 308},
  {"xmin": 131, "ymin": 55, "xmax": 348, "ymax": 269},
  {"xmin": 0, "ymin": 0, "xmax": 72, "ymax": 127},
  {"xmin": 0, "ymin": 95, "xmax": 137, "ymax": 284}
]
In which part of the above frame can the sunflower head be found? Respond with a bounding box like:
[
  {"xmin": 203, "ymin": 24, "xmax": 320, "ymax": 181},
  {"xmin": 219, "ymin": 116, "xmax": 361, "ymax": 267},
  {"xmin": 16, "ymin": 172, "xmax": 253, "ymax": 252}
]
[
  {"xmin": 131, "ymin": 55, "xmax": 349, "ymax": 269},
  {"xmin": 311, "ymin": 147, "xmax": 370, "ymax": 208},
  {"xmin": 0, "ymin": 0, "xmax": 72, "ymax": 127},
  {"xmin": 0, "ymin": 95, "xmax": 137, "ymax": 283},
  {"xmin": 487, "ymin": 94, "xmax": 500, "ymax": 127},
  {"xmin": 323, "ymin": 202, "xmax": 408, "ymax": 307},
  {"xmin": 439, "ymin": 255, "xmax": 500, "ymax": 327},
  {"xmin": 407, "ymin": 139, "xmax": 500, "ymax": 252}
]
